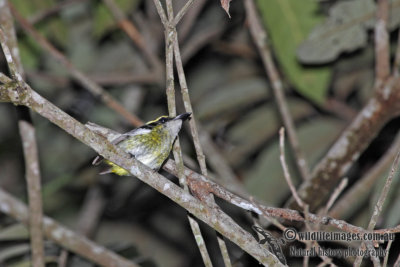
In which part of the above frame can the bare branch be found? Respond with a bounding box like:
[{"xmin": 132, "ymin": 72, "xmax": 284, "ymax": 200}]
[
  {"xmin": 151, "ymin": 0, "xmax": 169, "ymax": 27},
  {"xmin": 330, "ymin": 132, "xmax": 400, "ymax": 219},
  {"xmin": 383, "ymin": 239, "xmax": 393, "ymax": 267},
  {"xmin": 245, "ymin": 0, "xmax": 310, "ymax": 182},
  {"xmin": 354, "ymin": 149, "xmax": 400, "ymax": 266},
  {"xmin": 173, "ymin": 0, "xmax": 195, "ymax": 26},
  {"xmin": 394, "ymin": 252, "xmax": 400, "ymax": 267},
  {"xmin": 19, "ymin": 121, "xmax": 45, "ymax": 267},
  {"xmin": 0, "ymin": 188, "xmax": 139, "ymax": 267},
  {"xmin": 163, "ymin": 1, "xmax": 213, "ymax": 265},
  {"xmin": 287, "ymin": 77, "xmax": 400, "ymax": 212},
  {"xmin": 0, "ymin": 4, "xmax": 45, "ymax": 266},
  {"xmin": 0, "ymin": 74, "xmax": 283, "ymax": 265},
  {"xmin": 279, "ymin": 128, "xmax": 304, "ymax": 208},
  {"xmin": 375, "ymin": 0, "xmax": 390, "ymax": 85},
  {"xmin": 102, "ymin": 0, "xmax": 163, "ymax": 75},
  {"xmin": 321, "ymin": 177, "xmax": 348, "ymax": 215},
  {"xmin": 9, "ymin": 3, "xmax": 143, "ymax": 127}
]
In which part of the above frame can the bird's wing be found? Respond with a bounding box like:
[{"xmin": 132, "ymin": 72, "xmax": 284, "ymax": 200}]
[{"xmin": 92, "ymin": 127, "xmax": 152, "ymax": 165}]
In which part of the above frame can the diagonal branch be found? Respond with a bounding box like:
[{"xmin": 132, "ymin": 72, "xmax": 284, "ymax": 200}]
[
  {"xmin": 163, "ymin": 0, "xmax": 213, "ymax": 265},
  {"xmin": 0, "ymin": 75, "xmax": 283, "ymax": 266},
  {"xmin": 0, "ymin": 3, "xmax": 44, "ymax": 266},
  {"xmin": 287, "ymin": 76, "xmax": 400, "ymax": 212},
  {"xmin": 245, "ymin": 0, "xmax": 310, "ymax": 181},
  {"xmin": 0, "ymin": 188, "xmax": 139, "ymax": 267},
  {"xmin": 102, "ymin": 0, "xmax": 164, "ymax": 78},
  {"xmin": 9, "ymin": 2, "xmax": 143, "ymax": 127}
]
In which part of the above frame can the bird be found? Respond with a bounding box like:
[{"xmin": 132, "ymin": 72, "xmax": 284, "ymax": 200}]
[{"xmin": 92, "ymin": 112, "xmax": 191, "ymax": 176}]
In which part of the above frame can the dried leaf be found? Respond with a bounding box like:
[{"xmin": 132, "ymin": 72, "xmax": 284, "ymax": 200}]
[{"xmin": 221, "ymin": 0, "xmax": 232, "ymax": 18}]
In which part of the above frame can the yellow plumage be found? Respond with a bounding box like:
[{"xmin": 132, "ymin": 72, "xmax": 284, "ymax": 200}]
[{"xmin": 93, "ymin": 113, "xmax": 191, "ymax": 176}]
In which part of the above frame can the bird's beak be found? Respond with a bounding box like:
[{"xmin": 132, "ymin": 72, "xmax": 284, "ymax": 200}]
[{"xmin": 174, "ymin": 112, "xmax": 192, "ymax": 121}]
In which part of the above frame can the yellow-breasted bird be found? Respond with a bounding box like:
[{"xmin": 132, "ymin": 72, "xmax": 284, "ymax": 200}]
[{"xmin": 92, "ymin": 112, "xmax": 191, "ymax": 175}]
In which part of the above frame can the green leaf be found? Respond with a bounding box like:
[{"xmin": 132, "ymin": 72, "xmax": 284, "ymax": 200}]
[
  {"xmin": 226, "ymin": 99, "xmax": 314, "ymax": 165},
  {"xmin": 256, "ymin": 0, "xmax": 332, "ymax": 103},
  {"xmin": 195, "ymin": 77, "xmax": 269, "ymax": 120},
  {"xmin": 298, "ymin": 0, "xmax": 400, "ymax": 64}
]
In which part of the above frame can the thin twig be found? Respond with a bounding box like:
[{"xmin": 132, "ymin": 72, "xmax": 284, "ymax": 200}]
[
  {"xmin": 85, "ymin": 122, "xmax": 392, "ymax": 237},
  {"xmin": 245, "ymin": 0, "xmax": 310, "ymax": 182},
  {"xmin": 28, "ymin": 0, "xmax": 83, "ymax": 25},
  {"xmin": 354, "ymin": 149, "xmax": 400, "ymax": 267},
  {"xmin": 0, "ymin": 4, "xmax": 45, "ymax": 267},
  {"xmin": 178, "ymin": 0, "xmax": 207, "ymax": 42},
  {"xmin": 330, "ymin": 132, "xmax": 400, "ymax": 219},
  {"xmin": 198, "ymin": 129, "xmax": 244, "ymax": 192},
  {"xmin": 9, "ymin": 3, "xmax": 143, "ymax": 127},
  {"xmin": 173, "ymin": 0, "xmax": 196, "ymax": 26},
  {"xmin": 164, "ymin": 160, "xmax": 399, "ymax": 235},
  {"xmin": 151, "ymin": 0, "xmax": 169, "ymax": 27},
  {"xmin": 0, "ymin": 188, "xmax": 140, "ymax": 267},
  {"xmin": 0, "ymin": 77, "xmax": 283, "ymax": 265},
  {"xmin": 375, "ymin": 0, "xmax": 390, "ymax": 86},
  {"xmin": 163, "ymin": 1, "xmax": 213, "ymax": 265},
  {"xmin": 288, "ymin": 77, "xmax": 400, "ymax": 212},
  {"xmin": 173, "ymin": 32, "xmax": 208, "ymax": 175},
  {"xmin": 102, "ymin": 0, "xmax": 163, "ymax": 76},
  {"xmin": 321, "ymin": 177, "xmax": 348, "ymax": 215},
  {"xmin": 368, "ymin": 149, "xmax": 400, "ymax": 226},
  {"xmin": 395, "ymin": 252, "xmax": 400, "ymax": 267},
  {"xmin": 19, "ymin": 121, "xmax": 45, "ymax": 267},
  {"xmin": 171, "ymin": 9, "xmax": 234, "ymax": 267},
  {"xmin": 76, "ymin": 186, "xmax": 106, "ymax": 237},
  {"xmin": 383, "ymin": 239, "xmax": 393, "ymax": 267},
  {"xmin": 279, "ymin": 128, "xmax": 304, "ymax": 208},
  {"xmin": 366, "ymin": 241, "xmax": 382, "ymax": 267}
]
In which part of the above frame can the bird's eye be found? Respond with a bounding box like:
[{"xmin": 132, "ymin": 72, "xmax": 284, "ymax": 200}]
[{"xmin": 160, "ymin": 117, "xmax": 167, "ymax": 123}]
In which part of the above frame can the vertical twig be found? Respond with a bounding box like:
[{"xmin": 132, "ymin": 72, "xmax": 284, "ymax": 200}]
[
  {"xmin": 19, "ymin": 121, "xmax": 45, "ymax": 267},
  {"xmin": 0, "ymin": 3, "xmax": 45, "ymax": 266},
  {"xmin": 153, "ymin": 1, "xmax": 233, "ymax": 266},
  {"xmin": 162, "ymin": 1, "xmax": 213, "ymax": 265},
  {"xmin": 244, "ymin": 0, "xmax": 310, "ymax": 181},
  {"xmin": 172, "ymin": 10, "xmax": 234, "ymax": 267},
  {"xmin": 172, "ymin": 32, "xmax": 207, "ymax": 175},
  {"xmin": 375, "ymin": 0, "xmax": 390, "ymax": 86},
  {"xmin": 383, "ymin": 239, "xmax": 393, "ymax": 267},
  {"xmin": 279, "ymin": 128, "xmax": 304, "ymax": 208}
]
